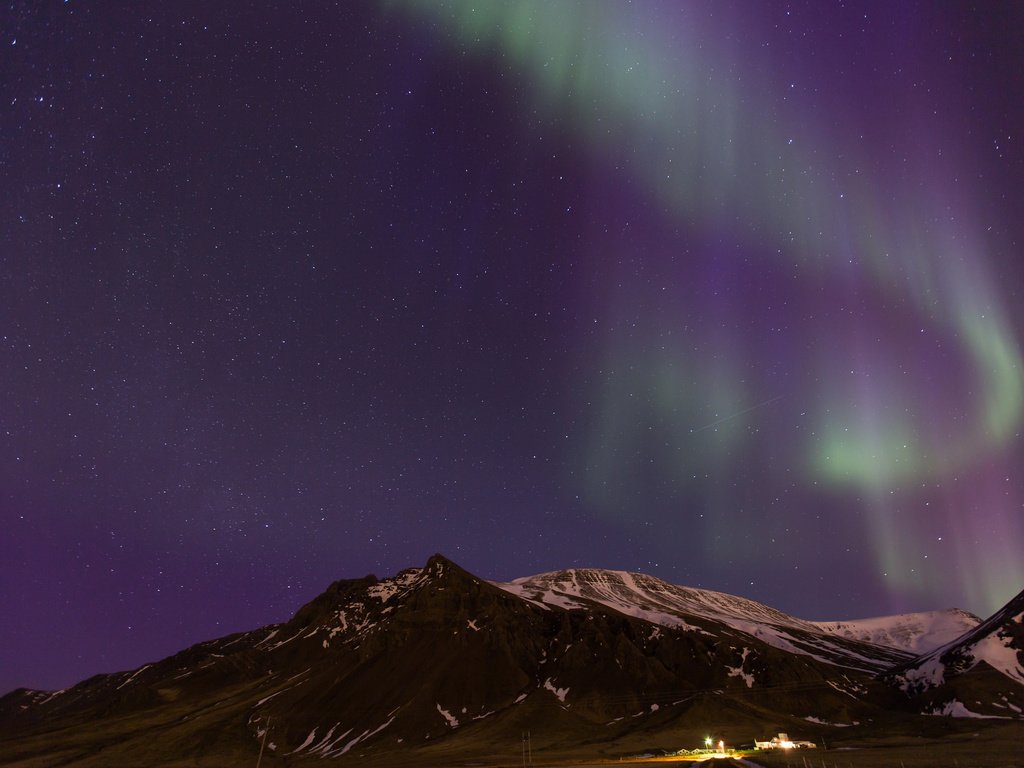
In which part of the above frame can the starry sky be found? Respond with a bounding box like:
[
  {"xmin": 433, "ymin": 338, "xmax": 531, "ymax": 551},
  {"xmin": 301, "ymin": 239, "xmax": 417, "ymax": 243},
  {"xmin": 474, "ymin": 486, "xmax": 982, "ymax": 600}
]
[{"xmin": 3, "ymin": 0, "xmax": 1024, "ymax": 694}]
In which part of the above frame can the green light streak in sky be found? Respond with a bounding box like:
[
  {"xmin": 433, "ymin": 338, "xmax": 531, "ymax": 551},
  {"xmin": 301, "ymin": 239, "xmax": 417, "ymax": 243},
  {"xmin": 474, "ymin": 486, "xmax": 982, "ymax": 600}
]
[
  {"xmin": 381, "ymin": 1, "xmax": 1024, "ymax": 608},
  {"xmin": 384, "ymin": 0, "xmax": 1024, "ymax": 491}
]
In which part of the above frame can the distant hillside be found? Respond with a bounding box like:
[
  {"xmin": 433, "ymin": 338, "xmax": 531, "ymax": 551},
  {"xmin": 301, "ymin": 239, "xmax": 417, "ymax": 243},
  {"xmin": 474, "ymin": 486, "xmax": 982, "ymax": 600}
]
[{"xmin": 811, "ymin": 608, "xmax": 980, "ymax": 654}]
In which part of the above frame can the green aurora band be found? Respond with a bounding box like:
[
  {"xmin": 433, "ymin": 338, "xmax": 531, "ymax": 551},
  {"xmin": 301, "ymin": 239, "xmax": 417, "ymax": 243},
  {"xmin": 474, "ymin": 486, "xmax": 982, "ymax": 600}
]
[{"xmin": 382, "ymin": 0, "xmax": 1024, "ymax": 611}]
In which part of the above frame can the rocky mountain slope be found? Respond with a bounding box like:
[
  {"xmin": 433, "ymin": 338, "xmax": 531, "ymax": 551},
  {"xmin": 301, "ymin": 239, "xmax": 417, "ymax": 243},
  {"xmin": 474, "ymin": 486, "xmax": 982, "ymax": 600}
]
[
  {"xmin": 1, "ymin": 555, "xmax": 1021, "ymax": 767},
  {"xmin": 497, "ymin": 569, "xmax": 960, "ymax": 668}
]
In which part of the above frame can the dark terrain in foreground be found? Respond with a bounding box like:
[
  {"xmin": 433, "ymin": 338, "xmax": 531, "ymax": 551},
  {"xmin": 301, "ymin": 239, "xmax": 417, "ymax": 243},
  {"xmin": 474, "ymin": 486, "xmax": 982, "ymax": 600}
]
[{"xmin": 3, "ymin": 723, "xmax": 1024, "ymax": 768}]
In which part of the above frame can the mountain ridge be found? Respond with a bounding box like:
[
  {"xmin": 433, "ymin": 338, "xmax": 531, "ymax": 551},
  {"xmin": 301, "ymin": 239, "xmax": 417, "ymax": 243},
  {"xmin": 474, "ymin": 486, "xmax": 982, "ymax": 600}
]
[
  {"xmin": 494, "ymin": 567, "xmax": 978, "ymax": 662},
  {"xmin": 1, "ymin": 554, "xmax": 1021, "ymax": 767}
]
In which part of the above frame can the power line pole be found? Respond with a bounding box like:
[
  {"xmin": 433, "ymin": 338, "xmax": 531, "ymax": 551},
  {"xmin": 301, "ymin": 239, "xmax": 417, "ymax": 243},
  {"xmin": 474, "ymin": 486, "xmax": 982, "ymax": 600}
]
[{"xmin": 256, "ymin": 716, "xmax": 270, "ymax": 768}]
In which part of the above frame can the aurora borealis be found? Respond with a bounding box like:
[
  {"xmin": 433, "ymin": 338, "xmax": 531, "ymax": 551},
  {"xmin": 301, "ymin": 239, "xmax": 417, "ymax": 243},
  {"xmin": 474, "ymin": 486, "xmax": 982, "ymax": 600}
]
[
  {"xmin": 3, "ymin": 1, "xmax": 1024, "ymax": 693},
  {"xmin": 385, "ymin": 0, "xmax": 1024, "ymax": 609}
]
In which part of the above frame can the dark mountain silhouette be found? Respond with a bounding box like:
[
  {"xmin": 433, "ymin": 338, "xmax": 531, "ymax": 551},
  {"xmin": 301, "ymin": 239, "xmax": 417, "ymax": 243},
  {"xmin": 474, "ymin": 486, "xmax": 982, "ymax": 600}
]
[{"xmin": 1, "ymin": 555, "xmax": 1021, "ymax": 766}]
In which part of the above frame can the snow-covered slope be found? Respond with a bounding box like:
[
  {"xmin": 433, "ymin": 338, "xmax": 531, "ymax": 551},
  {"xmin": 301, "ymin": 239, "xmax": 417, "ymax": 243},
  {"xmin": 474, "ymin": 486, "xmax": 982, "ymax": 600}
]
[
  {"xmin": 499, "ymin": 569, "xmax": 801, "ymax": 629},
  {"xmin": 495, "ymin": 568, "xmax": 912, "ymax": 672},
  {"xmin": 812, "ymin": 609, "xmax": 980, "ymax": 654},
  {"xmin": 895, "ymin": 589, "xmax": 1024, "ymax": 691}
]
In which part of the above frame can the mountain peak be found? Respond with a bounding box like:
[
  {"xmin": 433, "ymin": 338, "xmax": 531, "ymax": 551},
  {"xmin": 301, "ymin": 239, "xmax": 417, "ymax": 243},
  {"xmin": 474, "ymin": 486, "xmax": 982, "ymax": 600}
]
[
  {"xmin": 3, "ymin": 558, "xmax": 1021, "ymax": 766},
  {"xmin": 423, "ymin": 552, "xmax": 469, "ymax": 578}
]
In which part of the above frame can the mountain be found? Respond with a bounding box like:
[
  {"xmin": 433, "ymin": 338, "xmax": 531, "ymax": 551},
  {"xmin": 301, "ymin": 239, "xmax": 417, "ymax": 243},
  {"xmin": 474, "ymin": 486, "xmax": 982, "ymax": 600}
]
[
  {"xmin": 498, "ymin": 569, "xmax": 976, "ymax": 661},
  {"xmin": 810, "ymin": 609, "xmax": 981, "ymax": 654},
  {"xmin": 887, "ymin": 586, "xmax": 1024, "ymax": 718},
  {"xmin": 1, "ymin": 555, "xmax": 1021, "ymax": 767}
]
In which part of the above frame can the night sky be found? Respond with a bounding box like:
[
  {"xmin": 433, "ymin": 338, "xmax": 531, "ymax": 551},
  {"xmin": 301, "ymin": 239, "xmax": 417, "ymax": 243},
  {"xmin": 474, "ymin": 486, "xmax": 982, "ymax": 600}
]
[{"xmin": 4, "ymin": 1, "xmax": 1024, "ymax": 695}]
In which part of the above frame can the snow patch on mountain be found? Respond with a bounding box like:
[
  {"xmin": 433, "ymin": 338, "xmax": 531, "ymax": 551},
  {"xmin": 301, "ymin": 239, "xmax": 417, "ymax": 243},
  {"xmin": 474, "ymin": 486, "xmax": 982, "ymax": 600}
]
[
  {"xmin": 926, "ymin": 700, "xmax": 1010, "ymax": 719},
  {"xmin": 367, "ymin": 568, "xmax": 424, "ymax": 603},
  {"xmin": 116, "ymin": 664, "xmax": 151, "ymax": 690},
  {"xmin": 971, "ymin": 632, "xmax": 1024, "ymax": 684},
  {"xmin": 543, "ymin": 678, "xmax": 569, "ymax": 702},
  {"xmin": 994, "ymin": 694, "xmax": 1021, "ymax": 713},
  {"xmin": 436, "ymin": 704, "xmax": 459, "ymax": 728},
  {"xmin": 304, "ymin": 723, "xmax": 348, "ymax": 756},
  {"xmin": 804, "ymin": 716, "xmax": 856, "ymax": 726},
  {"xmin": 289, "ymin": 728, "xmax": 318, "ymax": 754},
  {"xmin": 726, "ymin": 648, "xmax": 755, "ymax": 688},
  {"xmin": 331, "ymin": 724, "xmax": 376, "ymax": 756},
  {"xmin": 898, "ymin": 654, "xmax": 947, "ymax": 691}
]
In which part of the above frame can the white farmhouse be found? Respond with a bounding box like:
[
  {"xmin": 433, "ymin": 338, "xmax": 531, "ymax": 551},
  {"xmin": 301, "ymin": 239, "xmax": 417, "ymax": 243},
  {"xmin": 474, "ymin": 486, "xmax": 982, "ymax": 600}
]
[{"xmin": 755, "ymin": 733, "xmax": 817, "ymax": 750}]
